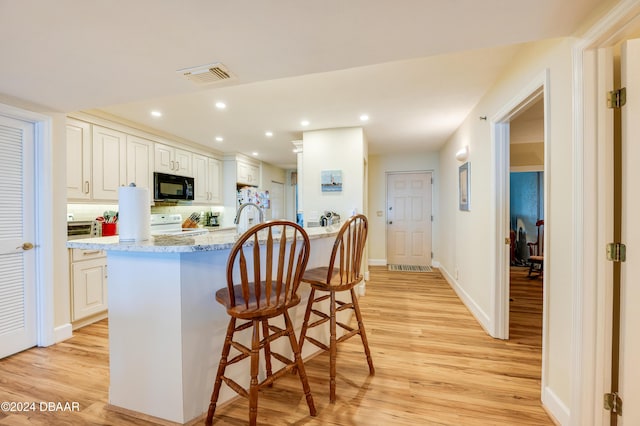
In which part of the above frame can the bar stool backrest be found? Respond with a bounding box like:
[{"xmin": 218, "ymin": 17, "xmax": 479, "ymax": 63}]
[
  {"xmin": 225, "ymin": 220, "xmax": 310, "ymax": 317},
  {"xmin": 324, "ymin": 214, "xmax": 368, "ymax": 290}
]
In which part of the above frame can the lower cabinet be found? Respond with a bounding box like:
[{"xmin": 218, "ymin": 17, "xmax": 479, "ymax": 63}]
[{"xmin": 70, "ymin": 249, "xmax": 108, "ymax": 327}]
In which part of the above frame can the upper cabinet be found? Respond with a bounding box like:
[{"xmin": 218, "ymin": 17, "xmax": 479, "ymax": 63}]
[
  {"xmin": 237, "ymin": 159, "xmax": 260, "ymax": 187},
  {"xmin": 66, "ymin": 116, "xmax": 222, "ymax": 205},
  {"xmin": 193, "ymin": 154, "xmax": 222, "ymax": 204},
  {"xmin": 155, "ymin": 143, "xmax": 192, "ymax": 177},
  {"xmin": 66, "ymin": 119, "xmax": 92, "ymax": 200},
  {"xmin": 126, "ymin": 135, "xmax": 154, "ymax": 190},
  {"xmin": 92, "ymin": 125, "xmax": 127, "ymax": 200}
]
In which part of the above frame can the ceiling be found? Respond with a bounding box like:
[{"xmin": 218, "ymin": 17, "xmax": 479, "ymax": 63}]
[{"xmin": 0, "ymin": 0, "xmax": 612, "ymax": 168}]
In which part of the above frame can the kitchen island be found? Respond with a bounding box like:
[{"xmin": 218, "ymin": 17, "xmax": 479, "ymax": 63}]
[{"xmin": 67, "ymin": 226, "xmax": 343, "ymax": 424}]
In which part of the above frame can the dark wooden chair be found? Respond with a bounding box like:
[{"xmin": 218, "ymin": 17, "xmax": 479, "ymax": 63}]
[
  {"xmin": 528, "ymin": 219, "xmax": 544, "ymax": 277},
  {"xmin": 297, "ymin": 214, "xmax": 374, "ymax": 403},
  {"xmin": 206, "ymin": 220, "xmax": 316, "ymax": 426}
]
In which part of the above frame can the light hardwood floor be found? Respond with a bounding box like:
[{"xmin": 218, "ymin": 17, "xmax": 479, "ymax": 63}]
[{"xmin": 0, "ymin": 266, "xmax": 551, "ymax": 425}]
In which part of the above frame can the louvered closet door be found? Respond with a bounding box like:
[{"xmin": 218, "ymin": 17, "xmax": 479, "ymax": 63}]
[{"xmin": 0, "ymin": 114, "xmax": 36, "ymax": 359}]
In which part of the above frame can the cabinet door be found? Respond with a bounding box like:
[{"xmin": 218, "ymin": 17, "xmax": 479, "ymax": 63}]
[
  {"xmin": 126, "ymin": 135, "xmax": 154, "ymax": 191},
  {"xmin": 208, "ymin": 157, "xmax": 222, "ymax": 204},
  {"xmin": 66, "ymin": 119, "xmax": 92, "ymax": 200},
  {"xmin": 237, "ymin": 161, "xmax": 250, "ymax": 185},
  {"xmin": 154, "ymin": 143, "xmax": 174, "ymax": 174},
  {"xmin": 174, "ymin": 148, "xmax": 192, "ymax": 176},
  {"xmin": 248, "ymin": 164, "xmax": 260, "ymax": 186},
  {"xmin": 192, "ymin": 153, "xmax": 208, "ymax": 202},
  {"xmin": 92, "ymin": 126, "xmax": 126, "ymax": 200},
  {"xmin": 72, "ymin": 257, "xmax": 108, "ymax": 320}
]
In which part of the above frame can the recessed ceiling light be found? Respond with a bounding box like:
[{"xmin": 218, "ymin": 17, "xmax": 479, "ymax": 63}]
[
  {"xmin": 360, "ymin": 114, "xmax": 369, "ymax": 121},
  {"xmin": 301, "ymin": 120, "xmax": 310, "ymax": 126},
  {"xmin": 151, "ymin": 111, "xmax": 162, "ymax": 117},
  {"xmin": 215, "ymin": 136, "xmax": 224, "ymax": 142},
  {"xmin": 252, "ymin": 152, "xmax": 259, "ymax": 156},
  {"xmin": 265, "ymin": 131, "xmax": 273, "ymax": 137},
  {"xmin": 215, "ymin": 102, "xmax": 226, "ymax": 109}
]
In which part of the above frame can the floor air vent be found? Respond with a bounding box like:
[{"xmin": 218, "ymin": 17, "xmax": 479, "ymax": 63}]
[
  {"xmin": 178, "ymin": 62, "xmax": 234, "ymax": 85},
  {"xmin": 388, "ymin": 264, "xmax": 433, "ymax": 272}
]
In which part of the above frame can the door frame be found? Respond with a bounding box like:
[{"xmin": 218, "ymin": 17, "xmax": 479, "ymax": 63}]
[
  {"xmin": 0, "ymin": 102, "xmax": 56, "ymax": 348},
  {"xmin": 572, "ymin": 1, "xmax": 640, "ymax": 424},
  {"xmin": 492, "ymin": 71, "xmax": 550, "ymax": 342}
]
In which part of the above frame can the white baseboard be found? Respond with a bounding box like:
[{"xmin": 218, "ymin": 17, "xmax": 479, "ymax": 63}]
[
  {"xmin": 439, "ymin": 265, "xmax": 492, "ymax": 335},
  {"xmin": 368, "ymin": 258, "xmax": 386, "ymax": 266},
  {"xmin": 53, "ymin": 323, "xmax": 73, "ymax": 343},
  {"xmin": 542, "ymin": 385, "xmax": 569, "ymax": 425}
]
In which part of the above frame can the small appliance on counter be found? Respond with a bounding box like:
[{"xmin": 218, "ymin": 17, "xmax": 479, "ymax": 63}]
[
  {"xmin": 203, "ymin": 211, "xmax": 220, "ymax": 227},
  {"xmin": 320, "ymin": 211, "xmax": 341, "ymax": 227}
]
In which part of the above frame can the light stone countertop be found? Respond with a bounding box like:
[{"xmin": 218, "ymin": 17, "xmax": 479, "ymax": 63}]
[{"xmin": 66, "ymin": 225, "xmax": 340, "ymax": 253}]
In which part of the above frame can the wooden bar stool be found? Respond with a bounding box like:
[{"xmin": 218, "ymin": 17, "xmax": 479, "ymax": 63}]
[
  {"xmin": 298, "ymin": 214, "xmax": 374, "ymax": 403},
  {"xmin": 206, "ymin": 220, "xmax": 316, "ymax": 426}
]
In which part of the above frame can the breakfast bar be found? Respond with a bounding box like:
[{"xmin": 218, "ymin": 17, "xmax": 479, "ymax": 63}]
[{"xmin": 67, "ymin": 226, "xmax": 342, "ymax": 424}]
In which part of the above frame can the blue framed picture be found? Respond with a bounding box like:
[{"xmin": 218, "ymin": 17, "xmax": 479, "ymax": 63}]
[{"xmin": 321, "ymin": 170, "xmax": 342, "ymax": 192}]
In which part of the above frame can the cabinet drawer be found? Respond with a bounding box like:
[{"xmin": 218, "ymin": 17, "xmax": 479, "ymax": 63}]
[{"xmin": 72, "ymin": 248, "xmax": 106, "ymax": 261}]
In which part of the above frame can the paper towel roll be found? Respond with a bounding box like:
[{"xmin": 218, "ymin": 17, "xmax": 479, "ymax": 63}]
[{"xmin": 118, "ymin": 186, "xmax": 150, "ymax": 242}]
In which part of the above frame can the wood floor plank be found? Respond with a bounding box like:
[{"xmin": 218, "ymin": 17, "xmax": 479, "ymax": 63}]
[{"xmin": 0, "ymin": 266, "xmax": 551, "ymax": 425}]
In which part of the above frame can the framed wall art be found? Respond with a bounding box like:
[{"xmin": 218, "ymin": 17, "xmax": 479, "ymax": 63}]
[
  {"xmin": 459, "ymin": 162, "xmax": 470, "ymax": 211},
  {"xmin": 321, "ymin": 170, "xmax": 342, "ymax": 192}
]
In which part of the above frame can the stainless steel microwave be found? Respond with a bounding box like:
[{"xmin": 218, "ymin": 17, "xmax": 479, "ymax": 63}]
[{"xmin": 153, "ymin": 172, "xmax": 194, "ymax": 201}]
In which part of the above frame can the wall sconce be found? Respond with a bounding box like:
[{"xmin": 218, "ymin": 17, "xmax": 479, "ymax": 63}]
[{"xmin": 455, "ymin": 145, "xmax": 469, "ymax": 162}]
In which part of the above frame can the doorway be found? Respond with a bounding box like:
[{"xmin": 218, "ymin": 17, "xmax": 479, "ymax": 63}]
[
  {"xmin": 508, "ymin": 98, "xmax": 545, "ymax": 348},
  {"xmin": 386, "ymin": 171, "xmax": 432, "ymax": 267},
  {"xmin": 491, "ymin": 74, "xmax": 549, "ymax": 394}
]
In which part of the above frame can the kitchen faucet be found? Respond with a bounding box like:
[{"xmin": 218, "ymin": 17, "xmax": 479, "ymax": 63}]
[{"xmin": 234, "ymin": 202, "xmax": 264, "ymax": 225}]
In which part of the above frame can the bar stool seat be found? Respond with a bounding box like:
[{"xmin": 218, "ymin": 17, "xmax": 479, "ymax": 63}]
[
  {"xmin": 298, "ymin": 214, "xmax": 374, "ymax": 403},
  {"xmin": 206, "ymin": 220, "xmax": 316, "ymax": 426}
]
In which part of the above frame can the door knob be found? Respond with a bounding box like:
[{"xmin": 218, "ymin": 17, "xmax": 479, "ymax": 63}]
[
  {"xmin": 20, "ymin": 242, "xmax": 34, "ymax": 251},
  {"xmin": 388, "ymin": 221, "xmax": 392, "ymax": 225}
]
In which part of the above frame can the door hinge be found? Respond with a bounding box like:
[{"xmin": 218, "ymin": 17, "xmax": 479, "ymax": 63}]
[
  {"xmin": 431, "ymin": 251, "xmax": 433, "ymax": 259},
  {"xmin": 607, "ymin": 88, "xmax": 627, "ymax": 109},
  {"xmin": 431, "ymin": 215, "xmax": 434, "ymax": 222},
  {"xmin": 606, "ymin": 242, "xmax": 626, "ymax": 262},
  {"xmin": 604, "ymin": 392, "xmax": 622, "ymax": 415}
]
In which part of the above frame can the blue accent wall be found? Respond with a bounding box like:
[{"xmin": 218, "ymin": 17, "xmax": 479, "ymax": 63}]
[{"xmin": 510, "ymin": 172, "xmax": 543, "ymax": 263}]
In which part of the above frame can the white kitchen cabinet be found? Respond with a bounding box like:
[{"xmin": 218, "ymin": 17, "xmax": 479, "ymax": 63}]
[
  {"xmin": 237, "ymin": 160, "xmax": 260, "ymax": 187},
  {"xmin": 126, "ymin": 135, "xmax": 154, "ymax": 191},
  {"xmin": 193, "ymin": 153, "xmax": 222, "ymax": 204},
  {"xmin": 66, "ymin": 119, "xmax": 92, "ymax": 200},
  {"xmin": 92, "ymin": 125, "xmax": 127, "ymax": 200},
  {"xmin": 155, "ymin": 143, "xmax": 192, "ymax": 176},
  {"xmin": 70, "ymin": 249, "xmax": 108, "ymax": 323}
]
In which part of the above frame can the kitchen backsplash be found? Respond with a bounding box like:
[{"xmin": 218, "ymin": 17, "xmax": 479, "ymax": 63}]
[{"xmin": 68, "ymin": 203, "xmax": 225, "ymax": 223}]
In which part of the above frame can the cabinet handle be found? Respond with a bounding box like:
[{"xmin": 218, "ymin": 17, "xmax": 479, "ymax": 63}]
[
  {"xmin": 105, "ymin": 264, "xmax": 108, "ymax": 279},
  {"xmin": 171, "ymin": 160, "xmax": 175, "ymax": 170},
  {"xmin": 82, "ymin": 250, "xmax": 102, "ymax": 256},
  {"xmin": 176, "ymin": 161, "xmax": 180, "ymax": 170},
  {"xmin": 84, "ymin": 181, "xmax": 90, "ymax": 194}
]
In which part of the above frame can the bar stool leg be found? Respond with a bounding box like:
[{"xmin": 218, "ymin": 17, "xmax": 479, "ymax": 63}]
[
  {"xmin": 249, "ymin": 320, "xmax": 260, "ymax": 426},
  {"xmin": 284, "ymin": 310, "xmax": 317, "ymax": 416},
  {"xmin": 298, "ymin": 288, "xmax": 316, "ymax": 354},
  {"xmin": 262, "ymin": 319, "xmax": 273, "ymax": 386},
  {"xmin": 206, "ymin": 318, "xmax": 236, "ymax": 425},
  {"xmin": 351, "ymin": 288, "xmax": 375, "ymax": 375},
  {"xmin": 329, "ymin": 290, "xmax": 337, "ymax": 403}
]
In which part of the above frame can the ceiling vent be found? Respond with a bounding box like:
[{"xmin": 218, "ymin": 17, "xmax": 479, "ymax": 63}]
[{"xmin": 177, "ymin": 62, "xmax": 234, "ymax": 85}]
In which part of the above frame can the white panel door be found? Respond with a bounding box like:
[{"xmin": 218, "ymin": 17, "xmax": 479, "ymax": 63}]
[
  {"xmin": 619, "ymin": 38, "xmax": 640, "ymax": 426},
  {"xmin": 0, "ymin": 114, "xmax": 36, "ymax": 358},
  {"xmin": 386, "ymin": 172, "xmax": 432, "ymax": 266}
]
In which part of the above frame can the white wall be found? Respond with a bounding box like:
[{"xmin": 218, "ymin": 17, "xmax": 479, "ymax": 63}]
[
  {"xmin": 301, "ymin": 128, "xmax": 366, "ymax": 224},
  {"xmin": 367, "ymin": 153, "xmax": 439, "ymax": 264},
  {"xmin": 437, "ymin": 37, "xmax": 576, "ymax": 422}
]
